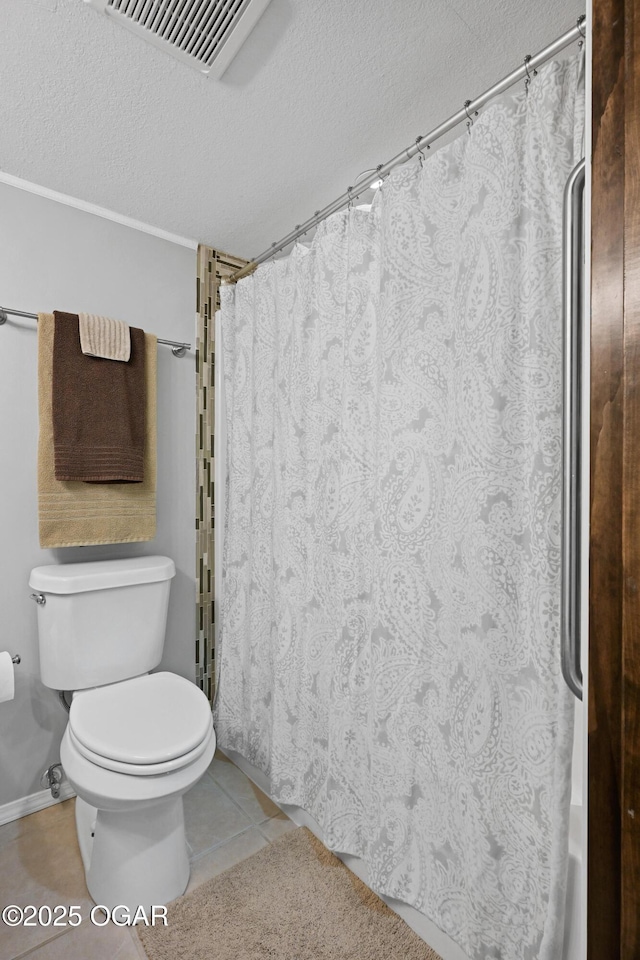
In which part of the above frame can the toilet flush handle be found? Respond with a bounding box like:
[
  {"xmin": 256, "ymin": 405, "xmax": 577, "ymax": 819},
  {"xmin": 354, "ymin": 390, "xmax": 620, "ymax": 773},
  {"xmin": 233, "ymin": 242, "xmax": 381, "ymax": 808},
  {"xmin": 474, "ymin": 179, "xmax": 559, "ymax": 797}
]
[{"xmin": 30, "ymin": 593, "xmax": 46, "ymax": 605}]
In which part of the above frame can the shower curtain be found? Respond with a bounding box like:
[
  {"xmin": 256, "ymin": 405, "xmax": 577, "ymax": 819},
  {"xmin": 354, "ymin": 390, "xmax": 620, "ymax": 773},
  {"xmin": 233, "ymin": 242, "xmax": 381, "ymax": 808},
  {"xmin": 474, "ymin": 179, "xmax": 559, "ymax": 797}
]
[{"xmin": 216, "ymin": 55, "xmax": 584, "ymax": 960}]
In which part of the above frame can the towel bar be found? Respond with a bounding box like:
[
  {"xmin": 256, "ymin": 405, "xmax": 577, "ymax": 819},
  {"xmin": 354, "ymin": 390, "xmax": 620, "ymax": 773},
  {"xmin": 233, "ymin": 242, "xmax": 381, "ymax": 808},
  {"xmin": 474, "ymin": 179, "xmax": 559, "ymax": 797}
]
[{"xmin": 0, "ymin": 307, "xmax": 191, "ymax": 357}]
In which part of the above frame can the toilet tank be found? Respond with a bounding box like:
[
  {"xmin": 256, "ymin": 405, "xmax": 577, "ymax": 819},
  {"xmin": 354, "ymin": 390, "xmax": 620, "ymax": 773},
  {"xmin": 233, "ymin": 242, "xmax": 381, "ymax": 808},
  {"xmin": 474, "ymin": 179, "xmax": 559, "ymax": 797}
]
[{"xmin": 29, "ymin": 556, "xmax": 176, "ymax": 691}]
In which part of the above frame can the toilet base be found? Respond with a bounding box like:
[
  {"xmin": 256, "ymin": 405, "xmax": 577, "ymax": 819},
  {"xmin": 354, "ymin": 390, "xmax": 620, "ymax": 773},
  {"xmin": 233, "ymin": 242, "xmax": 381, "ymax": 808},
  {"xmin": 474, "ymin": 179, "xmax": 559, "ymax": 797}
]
[
  {"xmin": 61, "ymin": 720, "xmax": 215, "ymax": 911},
  {"xmin": 75, "ymin": 796, "xmax": 96, "ymax": 874},
  {"xmin": 76, "ymin": 795, "xmax": 190, "ymax": 911}
]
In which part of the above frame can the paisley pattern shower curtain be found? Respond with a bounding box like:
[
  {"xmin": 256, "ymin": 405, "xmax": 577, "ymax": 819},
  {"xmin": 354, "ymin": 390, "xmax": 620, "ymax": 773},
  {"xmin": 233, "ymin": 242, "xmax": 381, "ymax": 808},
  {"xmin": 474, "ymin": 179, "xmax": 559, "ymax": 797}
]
[{"xmin": 216, "ymin": 55, "xmax": 584, "ymax": 960}]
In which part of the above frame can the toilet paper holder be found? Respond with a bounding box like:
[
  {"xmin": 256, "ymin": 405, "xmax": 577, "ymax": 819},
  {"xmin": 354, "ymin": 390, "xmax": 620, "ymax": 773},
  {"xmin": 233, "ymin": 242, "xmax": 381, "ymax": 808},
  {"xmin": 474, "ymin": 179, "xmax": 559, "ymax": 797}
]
[{"xmin": 11, "ymin": 655, "xmax": 20, "ymax": 665}]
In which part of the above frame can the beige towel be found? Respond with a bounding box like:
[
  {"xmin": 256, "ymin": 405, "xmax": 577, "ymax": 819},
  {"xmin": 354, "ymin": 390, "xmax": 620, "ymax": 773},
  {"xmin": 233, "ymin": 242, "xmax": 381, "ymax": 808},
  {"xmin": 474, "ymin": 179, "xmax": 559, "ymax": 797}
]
[
  {"xmin": 38, "ymin": 313, "xmax": 157, "ymax": 547},
  {"xmin": 79, "ymin": 312, "xmax": 131, "ymax": 362}
]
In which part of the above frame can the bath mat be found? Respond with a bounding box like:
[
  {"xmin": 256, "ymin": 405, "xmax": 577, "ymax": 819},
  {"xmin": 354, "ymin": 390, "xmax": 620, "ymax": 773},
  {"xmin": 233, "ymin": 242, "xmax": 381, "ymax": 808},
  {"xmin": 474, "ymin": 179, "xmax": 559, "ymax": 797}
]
[{"xmin": 137, "ymin": 827, "xmax": 443, "ymax": 960}]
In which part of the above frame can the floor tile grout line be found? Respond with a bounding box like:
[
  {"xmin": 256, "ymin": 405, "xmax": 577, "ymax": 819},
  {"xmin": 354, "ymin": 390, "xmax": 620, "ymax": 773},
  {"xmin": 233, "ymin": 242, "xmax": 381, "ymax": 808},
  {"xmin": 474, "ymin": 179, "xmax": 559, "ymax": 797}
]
[
  {"xmin": 192, "ymin": 771, "xmax": 272, "ymax": 834},
  {"xmin": 188, "ymin": 821, "xmax": 271, "ymax": 864},
  {"xmin": 256, "ymin": 822, "xmax": 276, "ymax": 844},
  {"xmin": 0, "ymin": 801, "xmax": 76, "ymax": 853},
  {"xmin": 128, "ymin": 926, "xmax": 148, "ymax": 960},
  {"xmin": 203, "ymin": 766, "xmax": 275, "ymax": 827},
  {"xmin": 8, "ymin": 924, "xmax": 71, "ymax": 960},
  {"xmin": 205, "ymin": 766, "xmax": 256, "ymax": 814},
  {"xmin": 209, "ymin": 766, "xmax": 287, "ymax": 824}
]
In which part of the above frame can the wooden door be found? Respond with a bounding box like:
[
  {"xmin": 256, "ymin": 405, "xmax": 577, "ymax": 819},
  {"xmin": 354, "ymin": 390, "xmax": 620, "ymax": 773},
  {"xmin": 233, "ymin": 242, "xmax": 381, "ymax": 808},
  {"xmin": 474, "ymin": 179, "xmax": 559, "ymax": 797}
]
[{"xmin": 589, "ymin": 0, "xmax": 640, "ymax": 956}]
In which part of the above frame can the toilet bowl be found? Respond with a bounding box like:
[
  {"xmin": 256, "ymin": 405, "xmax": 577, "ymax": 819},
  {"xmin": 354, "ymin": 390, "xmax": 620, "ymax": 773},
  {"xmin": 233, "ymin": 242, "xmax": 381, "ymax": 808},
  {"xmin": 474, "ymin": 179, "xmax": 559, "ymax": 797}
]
[
  {"xmin": 60, "ymin": 672, "xmax": 216, "ymax": 911},
  {"xmin": 29, "ymin": 556, "xmax": 216, "ymax": 911}
]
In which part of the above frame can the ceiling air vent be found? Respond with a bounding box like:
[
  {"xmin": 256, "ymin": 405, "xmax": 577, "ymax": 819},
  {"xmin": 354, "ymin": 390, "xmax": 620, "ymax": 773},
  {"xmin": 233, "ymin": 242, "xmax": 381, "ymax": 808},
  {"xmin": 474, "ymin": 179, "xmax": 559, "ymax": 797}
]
[{"xmin": 83, "ymin": 0, "xmax": 273, "ymax": 78}]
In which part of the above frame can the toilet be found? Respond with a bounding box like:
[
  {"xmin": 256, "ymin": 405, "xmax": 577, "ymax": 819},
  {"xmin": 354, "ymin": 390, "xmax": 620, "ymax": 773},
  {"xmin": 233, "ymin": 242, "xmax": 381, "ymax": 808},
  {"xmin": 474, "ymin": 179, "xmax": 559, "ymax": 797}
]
[{"xmin": 29, "ymin": 556, "xmax": 216, "ymax": 911}]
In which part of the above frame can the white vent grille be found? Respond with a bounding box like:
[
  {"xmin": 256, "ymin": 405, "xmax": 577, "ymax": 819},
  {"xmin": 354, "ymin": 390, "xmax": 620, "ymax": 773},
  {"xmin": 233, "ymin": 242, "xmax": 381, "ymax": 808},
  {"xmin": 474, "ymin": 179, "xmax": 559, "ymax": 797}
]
[{"xmin": 84, "ymin": 0, "xmax": 273, "ymax": 78}]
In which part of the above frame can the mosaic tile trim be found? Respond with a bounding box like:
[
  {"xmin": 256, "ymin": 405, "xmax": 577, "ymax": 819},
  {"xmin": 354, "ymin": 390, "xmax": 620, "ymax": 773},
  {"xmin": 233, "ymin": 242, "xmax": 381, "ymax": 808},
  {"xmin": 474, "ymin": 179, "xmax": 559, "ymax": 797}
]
[{"xmin": 196, "ymin": 244, "xmax": 250, "ymax": 704}]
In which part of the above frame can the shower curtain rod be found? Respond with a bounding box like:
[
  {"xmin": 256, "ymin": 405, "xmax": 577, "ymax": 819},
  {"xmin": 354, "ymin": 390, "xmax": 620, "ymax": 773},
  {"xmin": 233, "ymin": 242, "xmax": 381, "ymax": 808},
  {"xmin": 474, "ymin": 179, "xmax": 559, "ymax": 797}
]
[
  {"xmin": 226, "ymin": 16, "xmax": 586, "ymax": 284},
  {"xmin": 0, "ymin": 306, "xmax": 191, "ymax": 357}
]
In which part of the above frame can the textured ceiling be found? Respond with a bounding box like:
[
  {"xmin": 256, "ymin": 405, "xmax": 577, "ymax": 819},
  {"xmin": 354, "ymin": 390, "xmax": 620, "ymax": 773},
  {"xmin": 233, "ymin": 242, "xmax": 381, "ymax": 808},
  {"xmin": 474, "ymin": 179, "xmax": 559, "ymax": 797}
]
[{"xmin": 1, "ymin": 0, "xmax": 584, "ymax": 259}]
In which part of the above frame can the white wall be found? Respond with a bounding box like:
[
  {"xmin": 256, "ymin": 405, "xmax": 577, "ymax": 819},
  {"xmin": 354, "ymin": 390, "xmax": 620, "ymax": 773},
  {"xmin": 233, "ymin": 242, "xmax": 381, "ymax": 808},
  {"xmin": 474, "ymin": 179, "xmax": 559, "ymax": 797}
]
[{"xmin": 0, "ymin": 180, "xmax": 196, "ymax": 809}]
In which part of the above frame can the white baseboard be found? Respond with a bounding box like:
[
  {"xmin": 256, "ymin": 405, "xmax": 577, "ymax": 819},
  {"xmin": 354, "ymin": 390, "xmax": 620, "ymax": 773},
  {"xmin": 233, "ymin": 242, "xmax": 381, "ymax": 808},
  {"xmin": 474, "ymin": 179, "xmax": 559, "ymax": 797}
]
[
  {"xmin": 220, "ymin": 747, "xmax": 470, "ymax": 960},
  {"xmin": 0, "ymin": 783, "xmax": 76, "ymax": 826}
]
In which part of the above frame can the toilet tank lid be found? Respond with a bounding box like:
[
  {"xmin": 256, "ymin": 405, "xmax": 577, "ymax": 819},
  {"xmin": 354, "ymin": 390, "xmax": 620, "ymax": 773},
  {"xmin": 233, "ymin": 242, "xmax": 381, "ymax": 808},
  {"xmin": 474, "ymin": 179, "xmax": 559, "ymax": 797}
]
[{"xmin": 29, "ymin": 556, "xmax": 176, "ymax": 594}]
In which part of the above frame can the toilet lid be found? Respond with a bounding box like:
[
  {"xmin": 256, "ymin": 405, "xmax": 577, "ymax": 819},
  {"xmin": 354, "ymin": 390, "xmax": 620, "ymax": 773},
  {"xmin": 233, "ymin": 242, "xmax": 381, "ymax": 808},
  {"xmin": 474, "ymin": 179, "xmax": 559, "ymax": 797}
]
[{"xmin": 69, "ymin": 672, "xmax": 213, "ymax": 766}]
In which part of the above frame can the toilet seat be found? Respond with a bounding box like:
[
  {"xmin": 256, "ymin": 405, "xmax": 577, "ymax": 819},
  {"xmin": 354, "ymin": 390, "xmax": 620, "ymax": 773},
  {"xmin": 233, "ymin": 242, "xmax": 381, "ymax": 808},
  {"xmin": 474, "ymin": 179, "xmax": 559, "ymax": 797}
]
[
  {"xmin": 67, "ymin": 724, "xmax": 213, "ymax": 776},
  {"xmin": 69, "ymin": 672, "xmax": 213, "ymax": 776}
]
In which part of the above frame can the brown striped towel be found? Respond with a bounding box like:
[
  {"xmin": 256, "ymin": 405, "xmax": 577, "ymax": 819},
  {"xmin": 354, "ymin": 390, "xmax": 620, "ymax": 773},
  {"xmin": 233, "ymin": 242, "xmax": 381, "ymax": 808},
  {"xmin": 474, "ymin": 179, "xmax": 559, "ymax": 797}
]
[
  {"xmin": 38, "ymin": 313, "xmax": 157, "ymax": 547},
  {"xmin": 79, "ymin": 312, "xmax": 131, "ymax": 362},
  {"xmin": 53, "ymin": 310, "xmax": 145, "ymax": 482}
]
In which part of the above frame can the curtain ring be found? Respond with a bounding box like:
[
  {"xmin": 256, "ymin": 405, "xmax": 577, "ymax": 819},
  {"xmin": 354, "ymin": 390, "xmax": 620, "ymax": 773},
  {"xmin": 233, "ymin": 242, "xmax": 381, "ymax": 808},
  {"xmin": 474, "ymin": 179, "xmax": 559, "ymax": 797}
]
[
  {"xmin": 347, "ymin": 186, "xmax": 353, "ymax": 211},
  {"xmin": 415, "ymin": 136, "xmax": 429, "ymax": 167},
  {"xmin": 523, "ymin": 55, "xmax": 537, "ymax": 95},
  {"xmin": 373, "ymin": 166, "xmax": 387, "ymax": 191},
  {"xmin": 464, "ymin": 100, "xmax": 475, "ymax": 135},
  {"xmin": 576, "ymin": 14, "xmax": 586, "ymax": 38}
]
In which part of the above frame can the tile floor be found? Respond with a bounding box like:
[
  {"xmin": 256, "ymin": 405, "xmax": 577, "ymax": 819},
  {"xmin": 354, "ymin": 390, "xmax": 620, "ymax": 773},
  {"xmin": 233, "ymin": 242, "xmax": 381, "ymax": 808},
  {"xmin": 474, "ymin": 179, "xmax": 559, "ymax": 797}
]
[{"xmin": 0, "ymin": 752, "xmax": 295, "ymax": 960}]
